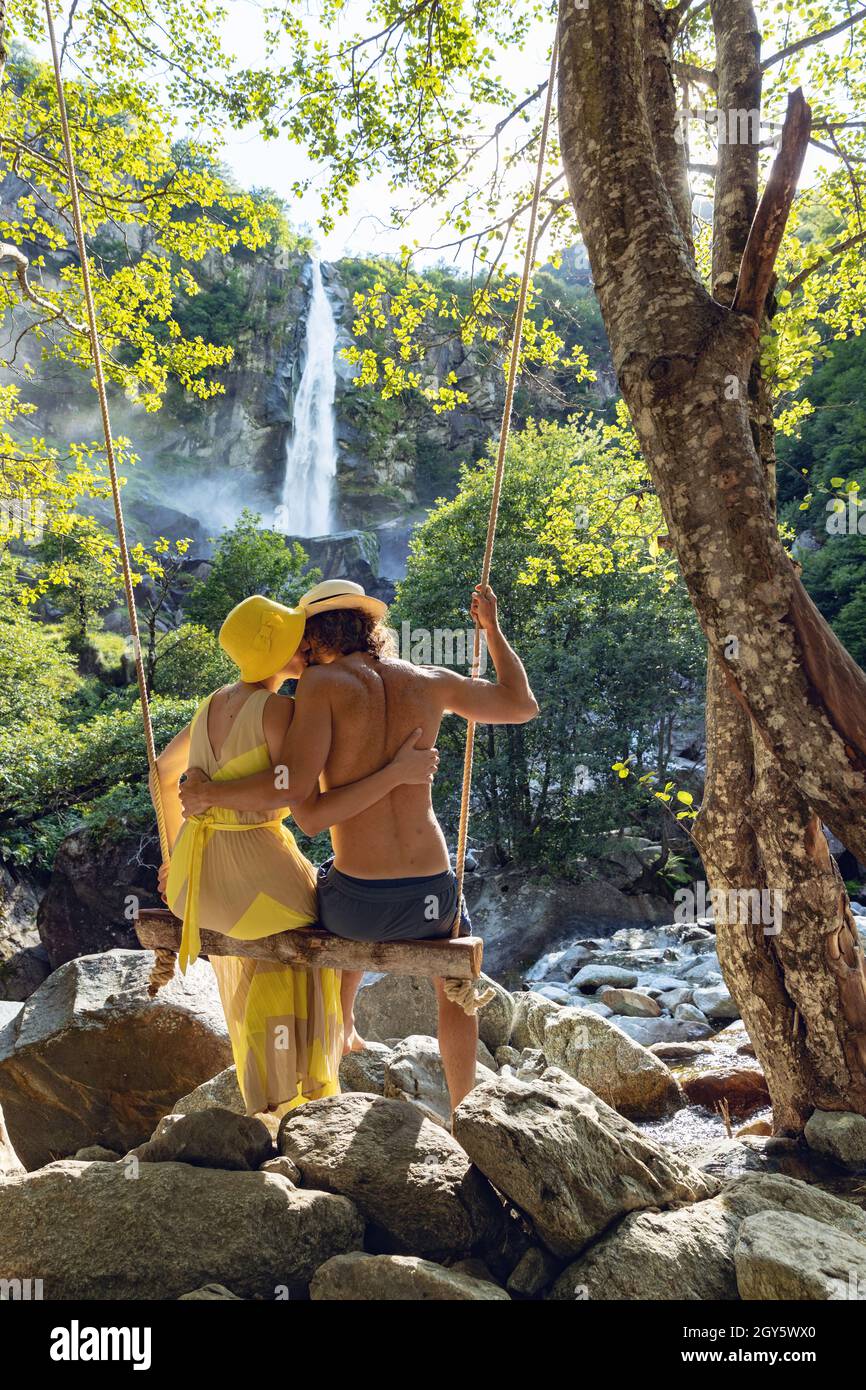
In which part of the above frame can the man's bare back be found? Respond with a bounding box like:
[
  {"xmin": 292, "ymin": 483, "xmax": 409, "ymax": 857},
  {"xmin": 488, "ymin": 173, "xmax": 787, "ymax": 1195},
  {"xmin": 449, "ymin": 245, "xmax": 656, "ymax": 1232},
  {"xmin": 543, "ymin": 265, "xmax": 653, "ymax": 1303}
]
[{"xmin": 309, "ymin": 653, "xmax": 452, "ymax": 878}]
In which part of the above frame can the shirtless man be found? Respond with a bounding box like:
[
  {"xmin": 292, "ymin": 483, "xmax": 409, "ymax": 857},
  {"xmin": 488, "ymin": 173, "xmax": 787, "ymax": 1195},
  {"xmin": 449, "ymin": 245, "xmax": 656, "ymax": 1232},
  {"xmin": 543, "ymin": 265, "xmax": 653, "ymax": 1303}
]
[{"xmin": 180, "ymin": 578, "xmax": 538, "ymax": 1111}]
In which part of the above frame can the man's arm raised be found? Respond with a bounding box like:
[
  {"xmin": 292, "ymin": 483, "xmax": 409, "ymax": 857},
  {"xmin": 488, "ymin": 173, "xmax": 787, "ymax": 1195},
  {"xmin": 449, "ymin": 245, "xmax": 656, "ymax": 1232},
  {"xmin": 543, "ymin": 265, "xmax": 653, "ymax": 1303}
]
[{"xmin": 439, "ymin": 584, "xmax": 539, "ymax": 724}]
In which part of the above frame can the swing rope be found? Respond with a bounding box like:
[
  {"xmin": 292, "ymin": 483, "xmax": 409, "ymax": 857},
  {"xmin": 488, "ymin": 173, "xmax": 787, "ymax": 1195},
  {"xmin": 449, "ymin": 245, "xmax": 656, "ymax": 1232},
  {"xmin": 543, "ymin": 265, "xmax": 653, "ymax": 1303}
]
[
  {"xmin": 43, "ymin": 1, "xmax": 176, "ymax": 992},
  {"xmin": 442, "ymin": 34, "xmax": 559, "ymax": 1014},
  {"xmin": 43, "ymin": 0, "xmax": 557, "ymax": 1012}
]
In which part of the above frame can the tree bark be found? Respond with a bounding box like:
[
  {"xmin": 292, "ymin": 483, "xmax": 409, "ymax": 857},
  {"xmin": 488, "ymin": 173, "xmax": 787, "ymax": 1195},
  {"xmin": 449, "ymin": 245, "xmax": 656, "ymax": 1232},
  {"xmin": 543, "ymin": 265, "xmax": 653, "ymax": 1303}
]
[{"xmin": 557, "ymin": 0, "xmax": 866, "ymax": 1126}]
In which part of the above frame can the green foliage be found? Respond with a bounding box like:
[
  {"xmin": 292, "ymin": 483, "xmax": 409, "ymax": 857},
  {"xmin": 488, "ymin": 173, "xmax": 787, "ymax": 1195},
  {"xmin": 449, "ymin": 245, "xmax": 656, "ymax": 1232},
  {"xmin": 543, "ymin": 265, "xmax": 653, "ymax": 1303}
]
[
  {"xmin": 0, "ymin": 590, "xmax": 79, "ymax": 727},
  {"xmin": 393, "ymin": 418, "xmax": 704, "ymax": 870},
  {"xmin": 152, "ymin": 622, "xmax": 236, "ymax": 697},
  {"xmin": 185, "ymin": 510, "xmax": 319, "ymax": 632}
]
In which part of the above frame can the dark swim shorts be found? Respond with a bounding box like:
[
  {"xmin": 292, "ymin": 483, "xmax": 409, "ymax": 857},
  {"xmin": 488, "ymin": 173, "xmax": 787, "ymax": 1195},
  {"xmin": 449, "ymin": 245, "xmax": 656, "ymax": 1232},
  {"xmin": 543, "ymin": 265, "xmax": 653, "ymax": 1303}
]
[{"xmin": 316, "ymin": 858, "xmax": 472, "ymax": 942}]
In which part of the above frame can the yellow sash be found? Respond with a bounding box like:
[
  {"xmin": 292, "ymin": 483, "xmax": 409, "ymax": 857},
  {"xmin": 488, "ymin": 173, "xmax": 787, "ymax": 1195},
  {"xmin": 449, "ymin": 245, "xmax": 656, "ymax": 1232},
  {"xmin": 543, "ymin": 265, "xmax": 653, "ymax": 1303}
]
[{"xmin": 178, "ymin": 810, "xmax": 284, "ymax": 974}]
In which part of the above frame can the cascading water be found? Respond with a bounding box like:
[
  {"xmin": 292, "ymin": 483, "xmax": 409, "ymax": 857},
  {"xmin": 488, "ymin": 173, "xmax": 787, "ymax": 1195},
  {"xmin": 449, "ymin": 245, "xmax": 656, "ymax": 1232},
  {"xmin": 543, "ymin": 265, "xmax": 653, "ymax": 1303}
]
[{"xmin": 280, "ymin": 258, "xmax": 337, "ymax": 537}]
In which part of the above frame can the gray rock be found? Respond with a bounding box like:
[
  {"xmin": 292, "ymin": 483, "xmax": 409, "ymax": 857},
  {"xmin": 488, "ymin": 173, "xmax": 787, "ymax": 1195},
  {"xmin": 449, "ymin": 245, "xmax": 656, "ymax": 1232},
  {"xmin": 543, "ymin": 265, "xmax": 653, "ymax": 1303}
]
[
  {"xmin": 639, "ymin": 974, "xmax": 687, "ymax": 994},
  {"xmin": 597, "ymin": 987, "xmax": 661, "ymax": 1018},
  {"xmin": 0, "ymin": 951, "xmax": 232, "ymax": 1170},
  {"xmin": 804, "ymin": 1109, "xmax": 866, "ymax": 1172},
  {"xmin": 260, "ymin": 1155, "xmax": 301, "ymax": 1183},
  {"xmin": 551, "ymin": 1170, "xmax": 866, "ymax": 1302},
  {"xmin": 279, "ymin": 1093, "xmax": 504, "ymax": 1259},
  {"xmin": 339, "ymin": 1042, "xmax": 393, "ymax": 1095},
  {"xmin": 541, "ymin": 1008, "xmax": 683, "ymax": 1119},
  {"xmin": 572, "ymin": 965, "xmax": 639, "ymax": 992},
  {"xmin": 0, "ymin": 1160, "xmax": 363, "ymax": 1299},
  {"xmin": 657, "ymin": 988, "xmax": 693, "ymax": 1010},
  {"xmin": 674, "ymin": 1003, "xmax": 710, "ymax": 1024},
  {"xmin": 693, "ymin": 984, "xmax": 740, "ymax": 1020},
  {"xmin": 533, "ymin": 984, "xmax": 573, "ymax": 1005},
  {"xmin": 452, "ymin": 1068, "xmax": 716, "ymax": 1258},
  {"xmin": 383, "ymin": 1034, "xmax": 496, "ymax": 1125},
  {"xmin": 735, "ymin": 1211, "xmax": 866, "ymax": 1300},
  {"xmin": 178, "ymin": 1283, "xmax": 243, "ymax": 1300},
  {"xmin": 576, "ymin": 999, "xmax": 614, "ymax": 1018},
  {"xmin": 613, "ymin": 1016, "xmax": 713, "ymax": 1048},
  {"xmin": 647, "ymin": 1040, "xmax": 713, "ymax": 1061},
  {"xmin": 0, "ymin": 1101, "xmax": 23, "ymax": 1175},
  {"xmin": 354, "ymin": 972, "xmax": 513, "ymax": 1051},
  {"xmin": 171, "ymin": 1066, "xmax": 244, "ymax": 1116},
  {"xmin": 0, "ymin": 862, "xmax": 48, "ymax": 1001},
  {"xmin": 495, "ymin": 1045, "xmax": 521, "ymax": 1068},
  {"xmin": 310, "ymin": 1252, "xmax": 510, "ymax": 1301},
  {"xmin": 132, "ymin": 1108, "xmax": 274, "ymax": 1170},
  {"xmin": 506, "ymin": 1245, "xmax": 562, "ymax": 1298},
  {"xmin": 73, "ymin": 1145, "xmax": 120, "ymax": 1163},
  {"xmin": 509, "ymin": 991, "xmax": 561, "ymax": 1051}
]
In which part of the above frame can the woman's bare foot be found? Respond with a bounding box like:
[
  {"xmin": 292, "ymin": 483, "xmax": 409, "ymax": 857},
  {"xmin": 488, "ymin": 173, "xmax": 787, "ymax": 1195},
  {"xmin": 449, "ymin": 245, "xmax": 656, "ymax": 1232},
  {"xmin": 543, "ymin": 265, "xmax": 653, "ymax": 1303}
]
[{"xmin": 342, "ymin": 1025, "xmax": 367, "ymax": 1055}]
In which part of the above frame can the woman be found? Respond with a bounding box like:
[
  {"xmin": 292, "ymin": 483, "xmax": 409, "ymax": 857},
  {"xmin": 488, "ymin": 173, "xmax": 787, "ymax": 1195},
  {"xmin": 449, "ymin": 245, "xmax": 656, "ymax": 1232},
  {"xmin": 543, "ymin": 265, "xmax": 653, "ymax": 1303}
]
[{"xmin": 150, "ymin": 593, "xmax": 437, "ymax": 1118}]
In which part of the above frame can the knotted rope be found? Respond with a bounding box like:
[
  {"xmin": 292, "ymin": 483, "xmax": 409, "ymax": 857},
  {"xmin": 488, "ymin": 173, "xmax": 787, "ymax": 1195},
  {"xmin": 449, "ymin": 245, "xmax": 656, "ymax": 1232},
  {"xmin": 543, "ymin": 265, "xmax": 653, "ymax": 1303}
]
[{"xmin": 443, "ymin": 33, "xmax": 559, "ymax": 1015}]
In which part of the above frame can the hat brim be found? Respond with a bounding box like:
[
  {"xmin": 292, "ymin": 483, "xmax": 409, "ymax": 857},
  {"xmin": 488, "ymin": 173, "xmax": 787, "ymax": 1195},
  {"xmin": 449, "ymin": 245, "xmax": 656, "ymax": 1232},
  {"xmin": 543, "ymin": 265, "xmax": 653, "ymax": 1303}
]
[
  {"xmin": 303, "ymin": 594, "xmax": 388, "ymax": 621},
  {"xmin": 235, "ymin": 611, "xmax": 306, "ymax": 682}
]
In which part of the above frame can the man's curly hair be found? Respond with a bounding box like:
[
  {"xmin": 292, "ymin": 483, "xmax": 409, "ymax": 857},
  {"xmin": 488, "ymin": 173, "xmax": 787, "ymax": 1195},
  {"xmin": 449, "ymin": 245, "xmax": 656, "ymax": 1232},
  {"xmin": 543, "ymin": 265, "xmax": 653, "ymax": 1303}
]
[{"xmin": 305, "ymin": 608, "xmax": 395, "ymax": 659}]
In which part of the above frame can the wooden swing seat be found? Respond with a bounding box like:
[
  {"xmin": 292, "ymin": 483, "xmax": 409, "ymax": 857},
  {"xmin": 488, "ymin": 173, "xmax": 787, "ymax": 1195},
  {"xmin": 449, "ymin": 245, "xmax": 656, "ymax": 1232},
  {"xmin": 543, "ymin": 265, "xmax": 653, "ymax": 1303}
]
[{"xmin": 135, "ymin": 907, "xmax": 483, "ymax": 980}]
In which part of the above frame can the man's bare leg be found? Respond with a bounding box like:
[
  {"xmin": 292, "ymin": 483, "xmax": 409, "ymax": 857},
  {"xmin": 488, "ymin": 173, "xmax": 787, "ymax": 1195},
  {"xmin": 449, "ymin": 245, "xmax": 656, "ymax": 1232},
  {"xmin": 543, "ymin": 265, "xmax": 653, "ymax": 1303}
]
[
  {"xmin": 340, "ymin": 969, "xmax": 366, "ymax": 1053},
  {"xmin": 434, "ymin": 978, "xmax": 478, "ymax": 1117}
]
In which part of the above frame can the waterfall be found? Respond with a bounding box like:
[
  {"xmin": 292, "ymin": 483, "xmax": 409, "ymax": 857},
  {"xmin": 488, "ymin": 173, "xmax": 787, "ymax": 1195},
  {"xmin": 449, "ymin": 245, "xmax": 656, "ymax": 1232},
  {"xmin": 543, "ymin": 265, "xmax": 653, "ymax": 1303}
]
[{"xmin": 280, "ymin": 258, "xmax": 337, "ymax": 536}]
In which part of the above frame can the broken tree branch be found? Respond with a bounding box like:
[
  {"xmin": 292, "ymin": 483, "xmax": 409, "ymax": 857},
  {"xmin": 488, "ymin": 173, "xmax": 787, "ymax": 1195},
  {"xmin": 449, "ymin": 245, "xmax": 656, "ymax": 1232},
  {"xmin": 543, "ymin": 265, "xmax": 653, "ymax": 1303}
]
[{"xmin": 731, "ymin": 88, "xmax": 812, "ymax": 322}]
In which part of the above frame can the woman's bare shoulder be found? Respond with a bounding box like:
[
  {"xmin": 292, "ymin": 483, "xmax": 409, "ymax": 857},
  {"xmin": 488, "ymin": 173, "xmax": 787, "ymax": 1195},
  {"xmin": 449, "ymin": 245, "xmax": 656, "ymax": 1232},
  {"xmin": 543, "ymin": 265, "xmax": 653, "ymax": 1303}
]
[{"xmin": 263, "ymin": 690, "xmax": 294, "ymax": 736}]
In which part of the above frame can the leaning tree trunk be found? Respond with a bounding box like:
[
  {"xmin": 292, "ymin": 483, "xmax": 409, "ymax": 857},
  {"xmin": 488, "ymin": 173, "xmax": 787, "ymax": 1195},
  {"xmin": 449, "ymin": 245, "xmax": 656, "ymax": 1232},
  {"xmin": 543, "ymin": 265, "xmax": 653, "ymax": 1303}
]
[{"xmin": 557, "ymin": 0, "xmax": 866, "ymax": 1128}]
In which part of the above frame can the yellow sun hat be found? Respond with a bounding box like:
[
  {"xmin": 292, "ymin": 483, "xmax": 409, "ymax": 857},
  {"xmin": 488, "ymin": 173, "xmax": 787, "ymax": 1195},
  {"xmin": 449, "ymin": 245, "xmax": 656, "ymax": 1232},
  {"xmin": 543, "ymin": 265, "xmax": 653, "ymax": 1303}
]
[{"xmin": 218, "ymin": 595, "xmax": 306, "ymax": 683}]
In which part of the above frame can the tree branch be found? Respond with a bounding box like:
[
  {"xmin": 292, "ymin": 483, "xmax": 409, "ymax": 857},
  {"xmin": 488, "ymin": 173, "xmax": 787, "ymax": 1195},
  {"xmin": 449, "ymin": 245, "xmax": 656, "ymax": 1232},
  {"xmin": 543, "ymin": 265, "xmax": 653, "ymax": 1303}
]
[
  {"xmin": 786, "ymin": 229, "xmax": 866, "ymax": 294},
  {"xmin": 0, "ymin": 241, "xmax": 86, "ymax": 334},
  {"xmin": 762, "ymin": 6, "xmax": 866, "ymax": 70},
  {"xmin": 732, "ymin": 88, "xmax": 813, "ymax": 322}
]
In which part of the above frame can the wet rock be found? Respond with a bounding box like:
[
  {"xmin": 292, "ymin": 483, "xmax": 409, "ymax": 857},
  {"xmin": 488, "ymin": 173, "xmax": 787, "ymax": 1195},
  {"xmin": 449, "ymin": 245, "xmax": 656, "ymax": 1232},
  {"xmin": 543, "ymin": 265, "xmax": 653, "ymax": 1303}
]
[
  {"xmin": 682, "ymin": 1065, "xmax": 770, "ymax": 1119},
  {"xmin": 572, "ymin": 965, "xmax": 639, "ymax": 992},
  {"xmin": 613, "ymin": 1016, "xmax": 713, "ymax": 1048}
]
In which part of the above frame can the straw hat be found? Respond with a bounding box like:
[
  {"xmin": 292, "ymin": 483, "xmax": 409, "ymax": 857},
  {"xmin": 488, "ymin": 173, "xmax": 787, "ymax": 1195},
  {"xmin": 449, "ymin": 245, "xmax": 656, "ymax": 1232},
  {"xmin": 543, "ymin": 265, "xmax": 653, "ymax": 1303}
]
[
  {"xmin": 218, "ymin": 595, "xmax": 306, "ymax": 683},
  {"xmin": 298, "ymin": 578, "xmax": 388, "ymax": 621}
]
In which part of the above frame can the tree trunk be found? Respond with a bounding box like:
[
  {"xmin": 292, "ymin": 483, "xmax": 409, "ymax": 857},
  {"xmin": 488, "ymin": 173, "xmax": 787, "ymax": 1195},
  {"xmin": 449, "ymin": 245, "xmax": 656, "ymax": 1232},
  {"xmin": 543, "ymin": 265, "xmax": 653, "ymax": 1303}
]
[{"xmin": 557, "ymin": 0, "xmax": 866, "ymax": 1126}]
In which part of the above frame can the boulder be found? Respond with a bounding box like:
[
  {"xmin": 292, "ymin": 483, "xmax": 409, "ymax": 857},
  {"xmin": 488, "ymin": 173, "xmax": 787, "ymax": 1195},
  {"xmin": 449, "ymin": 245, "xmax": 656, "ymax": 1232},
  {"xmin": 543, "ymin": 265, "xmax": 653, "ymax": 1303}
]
[
  {"xmin": 73, "ymin": 1145, "xmax": 120, "ymax": 1162},
  {"xmin": 0, "ymin": 1160, "xmax": 363, "ymax": 1299},
  {"xmin": 735, "ymin": 1211, "xmax": 866, "ymax": 1300},
  {"xmin": 572, "ymin": 964, "xmax": 638, "ymax": 992},
  {"xmin": 131, "ymin": 1109, "xmax": 274, "ymax": 1170},
  {"xmin": 36, "ymin": 825, "xmax": 162, "ymax": 969},
  {"xmin": 353, "ymin": 971, "xmax": 511, "ymax": 1051},
  {"xmin": 682, "ymin": 1065, "xmax": 770, "ymax": 1118},
  {"xmin": 647, "ymin": 1041, "xmax": 712, "ymax": 1061},
  {"xmin": 692, "ymin": 984, "xmax": 740, "ymax": 1020},
  {"xmin": 540, "ymin": 1007, "xmax": 683, "ymax": 1119},
  {"xmin": 339, "ymin": 1041, "xmax": 393, "ymax": 1094},
  {"xmin": 171, "ymin": 1066, "xmax": 244, "ymax": 1116},
  {"xmin": 506, "ymin": 1245, "xmax": 562, "ymax": 1299},
  {"xmin": 0, "ymin": 950, "xmax": 232, "ymax": 1169},
  {"xmin": 383, "ymin": 1035, "xmax": 497, "ymax": 1125},
  {"xmin": 278, "ymin": 1093, "xmax": 504, "ymax": 1259},
  {"xmin": 613, "ymin": 1016, "xmax": 713, "ymax": 1047},
  {"xmin": 597, "ymin": 987, "xmax": 660, "ymax": 1018},
  {"xmin": 550, "ymin": 1170, "xmax": 866, "ymax": 1301},
  {"xmin": 310, "ymin": 1252, "xmax": 510, "ymax": 1301},
  {"xmin": 260, "ymin": 1155, "xmax": 301, "ymax": 1183},
  {"xmin": 452, "ymin": 1068, "xmax": 715, "ymax": 1259},
  {"xmin": 0, "ymin": 1100, "xmax": 23, "ymax": 1175},
  {"xmin": 525, "ymin": 943, "xmax": 592, "ymax": 983},
  {"xmin": 0, "ymin": 862, "xmax": 49, "ymax": 1001},
  {"xmin": 178, "ymin": 1284, "xmax": 243, "ymax": 1301},
  {"xmin": 509, "ymin": 991, "xmax": 560, "ymax": 1050},
  {"xmin": 804, "ymin": 1109, "xmax": 866, "ymax": 1171}
]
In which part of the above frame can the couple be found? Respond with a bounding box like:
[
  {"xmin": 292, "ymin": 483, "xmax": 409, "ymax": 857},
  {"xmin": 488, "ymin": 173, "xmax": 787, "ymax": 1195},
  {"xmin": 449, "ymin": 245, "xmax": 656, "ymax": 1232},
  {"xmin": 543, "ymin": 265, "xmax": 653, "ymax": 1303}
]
[{"xmin": 151, "ymin": 577, "xmax": 537, "ymax": 1121}]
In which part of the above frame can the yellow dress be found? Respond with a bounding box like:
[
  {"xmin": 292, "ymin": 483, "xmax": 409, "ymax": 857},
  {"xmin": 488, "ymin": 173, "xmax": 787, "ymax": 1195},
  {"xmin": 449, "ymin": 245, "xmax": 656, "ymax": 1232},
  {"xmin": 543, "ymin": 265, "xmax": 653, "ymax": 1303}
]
[{"xmin": 166, "ymin": 688, "xmax": 342, "ymax": 1116}]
